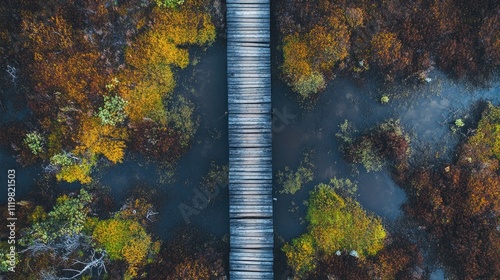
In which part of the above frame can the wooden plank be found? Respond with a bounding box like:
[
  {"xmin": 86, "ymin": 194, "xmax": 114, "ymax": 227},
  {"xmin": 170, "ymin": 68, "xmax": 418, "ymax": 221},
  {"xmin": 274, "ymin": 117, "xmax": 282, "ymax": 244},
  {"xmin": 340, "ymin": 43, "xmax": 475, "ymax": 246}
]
[
  {"xmin": 230, "ymin": 161, "xmax": 272, "ymax": 167},
  {"xmin": 225, "ymin": 2, "xmax": 270, "ymax": 6},
  {"xmin": 230, "ymin": 271, "xmax": 274, "ymax": 279},
  {"xmin": 229, "ymin": 116, "xmax": 271, "ymax": 122},
  {"xmin": 229, "ymin": 173, "xmax": 272, "ymax": 179},
  {"xmin": 229, "ymin": 147, "xmax": 271, "ymax": 155},
  {"xmin": 230, "ymin": 250, "xmax": 274, "ymax": 261},
  {"xmin": 229, "ymin": 157, "xmax": 272, "ymax": 162},
  {"xmin": 230, "ymin": 263, "xmax": 273, "ymax": 272},
  {"xmin": 228, "ymin": 123, "xmax": 271, "ymax": 129},
  {"xmin": 229, "ymin": 184, "xmax": 273, "ymax": 189},
  {"xmin": 227, "ymin": 45, "xmax": 270, "ymax": 51},
  {"xmin": 230, "ymin": 239, "xmax": 273, "ymax": 248},
  {"xmin": 230, "ymin": 205, "xmax": 273, "ymax": 212},
  {"xmin": 227, "ymin": 42, "xmax": 270, "ymax": 48},
  {"xmin": 229, "ymin": 103, "xmax": 271, "ymax": 112},
  {"xmin": 226, "ymin": 10, "xmax": 269, "ymax": 17},
  {"xmin": 228, "ymin": 189, "xmax": 273, "ymax": 194},
  {"xmin": 226, "ymin": 0, "xmax": 269, "ymax": 4}
]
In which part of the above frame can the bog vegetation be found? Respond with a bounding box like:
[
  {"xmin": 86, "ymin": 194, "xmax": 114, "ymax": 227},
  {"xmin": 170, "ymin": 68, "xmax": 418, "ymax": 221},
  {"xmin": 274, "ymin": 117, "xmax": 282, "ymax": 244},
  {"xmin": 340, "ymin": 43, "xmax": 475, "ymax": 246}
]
[
  {"xmin": 282, "ymin": 181, "xmax": 422, "ymax": 279},
  {"xmin": 0, "ymin": 0, "xmax": 216, "ymax": 184},
  {"xmin": 0, "ymin": 0, "xmax": 223, "ymax": 278},
  {"xmin": 399, "ymin": 103, "xmax": 500, "ymax": 278},
  {"xmin": 333, "ymin": 104, "xmax": 500, "ymax": 279},
  {"xmin": 276, "ymin": 0, "xmax": 500, "ymax": 100}
]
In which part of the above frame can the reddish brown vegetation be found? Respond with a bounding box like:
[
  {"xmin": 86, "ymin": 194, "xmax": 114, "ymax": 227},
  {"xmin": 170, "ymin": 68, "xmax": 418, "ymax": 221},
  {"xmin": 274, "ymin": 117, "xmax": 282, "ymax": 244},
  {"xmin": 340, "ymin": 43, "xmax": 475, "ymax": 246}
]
[
  {"xmin": 129, "ymin": 121, "xmax": 184, "ymax": 161},
  {"xmin": 276, "ymin": 0, "xmax": 500, "ymax": 93},
  {"xmin": 345, "ymin": 120, "xmax": 410, "ymax": 172},
  {"xmin": 144, "ymin": 228, "xmax": 226, "ymax": 280},
  {"xmin": 398, "ymin": 104, "xmax": 500, "ymax": 278},
  {"xmin": 308, "ymin": 237, "xmax": 423, "ymax": 279}
]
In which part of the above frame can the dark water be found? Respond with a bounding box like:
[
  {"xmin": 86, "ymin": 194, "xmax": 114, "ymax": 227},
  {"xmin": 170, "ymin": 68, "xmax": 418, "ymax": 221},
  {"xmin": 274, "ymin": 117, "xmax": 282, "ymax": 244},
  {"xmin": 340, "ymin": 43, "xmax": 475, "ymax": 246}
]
[
  {"xmin": 430, "ymin": 269, "xmax": 446, "ymax": 280},
  {"xmin": 0, "ymin": 41, "xmax": 230, "ymax": 239},
  {"xmin": 100, "ymin": 41, "xmax": 230, "ymax": 239},
  {"xmin": 272, "ymin": 71, "xmax": 500, "ymax": 241},
  {"xmin": 0, "ymin": 74, "xmax": 42, "ymax": 203}
]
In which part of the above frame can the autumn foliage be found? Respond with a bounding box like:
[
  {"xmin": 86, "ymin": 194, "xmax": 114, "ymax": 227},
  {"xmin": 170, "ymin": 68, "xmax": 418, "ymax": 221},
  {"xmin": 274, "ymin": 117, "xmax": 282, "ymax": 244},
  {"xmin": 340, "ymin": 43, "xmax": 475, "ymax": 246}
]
[
  {"xmin": 147, "ymin": 227, "xmax": 227, "ymax": 279},
  {"xmin": 308, "ymin": 237, "xmax": 422, "ymax": 280},
  {"xmin": 120, "ymin": 4, "xmax": 215, "ymax": 123},
  {"xmin": 283, "ymin": 182, "xmax": 387, "ymax": 277},
  {"xmin": 280, "ymin": 6, "xmax": 353, "ymax": 99},
  {"xmin": 399, "ymin": 104, "xmax": 500, "ymax": 278},
  {"xmin": 93, "ymin": 218, "xmax": 158, "ymax": 278},
  {"xmin": 9, "ymin": 0, "xmax": 216, "ymax": 183},
  {"xmin": 344, "ymin": 119, "xmax": 411, "ymax": 172},
  {"xmin": 276, "ymin": 0, "xmax": 500, "ymax": 98}
]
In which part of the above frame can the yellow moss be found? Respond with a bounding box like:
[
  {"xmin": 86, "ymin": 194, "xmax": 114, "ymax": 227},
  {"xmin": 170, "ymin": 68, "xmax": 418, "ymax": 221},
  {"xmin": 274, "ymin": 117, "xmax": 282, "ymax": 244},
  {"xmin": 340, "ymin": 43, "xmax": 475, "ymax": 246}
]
[
  {"xmin": 151, "ymin": 7, "xmax": 216, "ymax": 46},
  {"xmin": 120, "ymin": 80, "xmax": 170, "ymax": 123},
  {"xmin": 282, "ymin": 234, "xmax": 316, "ymax": 276},
  {"xmin": 56, "ymin": 159, "xmax": 93, "ymax": 184},
  {"xmin": 30, "ymin": 206, "xmax": 48, "ymax": 223},
  {"xmin": 121, "ymin": 5, "xmax": 215, "ymax": 124},
  {"xmin": 282, "ymin": 34, "xmax": 313, "ymax": 80},
  {"xmin": 93, "ymin": 218, "xmax": 154, "ymax": 278},
  {"xmin": 76, "ymin": 117, "xmax": 128, "ymax": 164},
  {"xmin": 283, "ymin": 183, "xmax": 387, "ymax": 276},
  {"xmin": 21, "ymin": 14, "xmax": 75, "ymax": 54},
  {"xmin": 281, "ymin": 14, "xmax": 351, "ymax": 98}
]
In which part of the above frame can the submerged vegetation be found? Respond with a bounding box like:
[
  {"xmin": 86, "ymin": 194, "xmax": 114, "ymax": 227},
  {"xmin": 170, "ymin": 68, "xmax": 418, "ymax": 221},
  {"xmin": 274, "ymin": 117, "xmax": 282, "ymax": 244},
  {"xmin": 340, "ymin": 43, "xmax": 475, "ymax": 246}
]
[
  {"xmin": 340, "ymin": 119, "xmax": 411, "ymax": 172},
  {"xmin": 277, "ymin": 152, "xmax": 315, "ymax": 194}
]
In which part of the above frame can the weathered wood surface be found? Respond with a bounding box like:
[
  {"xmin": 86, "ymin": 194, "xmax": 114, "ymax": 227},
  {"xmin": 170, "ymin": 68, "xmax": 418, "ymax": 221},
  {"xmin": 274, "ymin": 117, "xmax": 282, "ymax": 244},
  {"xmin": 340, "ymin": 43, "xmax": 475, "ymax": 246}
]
[{"xmin": 227, "ymin": 0, "xmax": 273, "ymax": 279}]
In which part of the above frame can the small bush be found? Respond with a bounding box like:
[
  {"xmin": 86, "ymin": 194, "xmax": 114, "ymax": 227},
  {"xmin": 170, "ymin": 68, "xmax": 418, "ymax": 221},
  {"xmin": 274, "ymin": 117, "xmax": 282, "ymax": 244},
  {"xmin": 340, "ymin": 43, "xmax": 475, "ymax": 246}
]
[
  {"xmin": 381, "ymin": 95, "xmax": 390, "ymax": 104},
  {"xmin": 97, "ymin": 95, "xmax": 128, "ymax": 126},
  {"xmin": 24, "ymin": 132, "xmax": 44, "ymax": 155},
  {"xmin": 294, "ymin": 72, "xmax": 326, "ymax": 99},
  {"xmin": 155, "ymin": 0, "xmax": 184, "ymax": 9}
]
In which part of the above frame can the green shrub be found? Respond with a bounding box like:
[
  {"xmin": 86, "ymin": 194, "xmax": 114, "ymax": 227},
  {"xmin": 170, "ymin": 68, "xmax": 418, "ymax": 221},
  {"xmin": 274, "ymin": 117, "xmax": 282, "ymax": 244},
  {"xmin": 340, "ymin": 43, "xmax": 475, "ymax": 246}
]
[
  {"xmin": 346, "ymin": 119, "xmax": 410, "ymax": 172},
  {"xmin": 24, "ymin": 132, "xmax": 44, "ymax": 155},
  {"xmin": 165, "ymin": 95, "xmax": 198, "ymax": 147},
  {"xmin": 455, "ymin": 118, "xmax": 465, "ymax": 127},
  {"xmin": 294, "ymin": 72, "xmax": 326, "ymax": 99},
  {"xmin": 283, "ymin": 183, "xmax": 386, "ymax": 276},
  {"xmin": 351, "ymin": 137, "xmax": 384, "ymax": 172},
  {"xmin": 155, "ymin": 0, "xmax": 184, "ymax": 8},
  {"xmin": 335, "ymin": 119, "xmax": 356, "ymax": 145},
  {"xmin": 27, "ymin": 189, "xmax": 92, "ymax": 243},
  {"xmin": 381, "ymin": 95, "xmax": 390, "ymax": 104},
  {"xmin": 328, "ymin": 177, "xmax": 358, "ymax": 197},
  {"xmin": 97, "ymin": 95, "xmax": 128, "ymax": 126},
  {"xmin": 50, "ymin": 152, "xmax": 75, "ymax": 167}
]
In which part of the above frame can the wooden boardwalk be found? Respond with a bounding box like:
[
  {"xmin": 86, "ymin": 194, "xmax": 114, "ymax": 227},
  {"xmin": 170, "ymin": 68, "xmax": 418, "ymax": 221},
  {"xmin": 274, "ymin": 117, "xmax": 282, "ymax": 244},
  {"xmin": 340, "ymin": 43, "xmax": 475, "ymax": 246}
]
[{"xmin": 227, "ymin": 0, "xmax": 273, "ymax": 278}]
